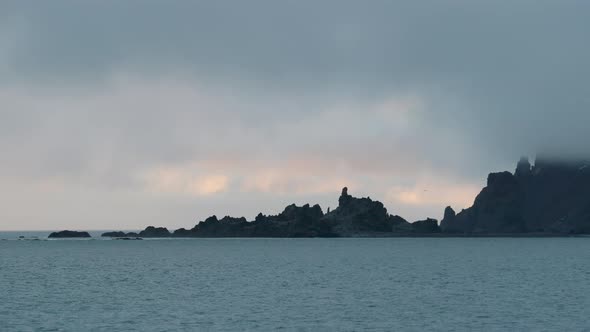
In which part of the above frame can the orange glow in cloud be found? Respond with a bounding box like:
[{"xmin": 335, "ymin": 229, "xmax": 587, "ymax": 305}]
[
  {"xmin": 141, "ymin": 166, "xmax": 229, "ymax": 196},
  {"xmin": 240, "ymin": 168, "xmax": 355, "ymax": 195},
  {"xmin": 386, "ymin": 181, "xmax": 480, "ymax": 209}
]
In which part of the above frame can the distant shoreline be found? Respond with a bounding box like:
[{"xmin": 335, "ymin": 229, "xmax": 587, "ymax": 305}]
[
  {"xmin": 4, "ymin": 233, "xmax": 590, "ymax": 240},
  {"xmin": 10, "ymin": 157, "xmax": 590, "ymax": 239}
]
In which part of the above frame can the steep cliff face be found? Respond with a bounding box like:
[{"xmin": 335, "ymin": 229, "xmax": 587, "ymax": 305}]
[
  {"xmin": 441, "ymin": 157, "xmax": 590, "ymax": 234},
  {"xmin": 521, "ymin": 158, "xmax": 590, "ymax": 233}
]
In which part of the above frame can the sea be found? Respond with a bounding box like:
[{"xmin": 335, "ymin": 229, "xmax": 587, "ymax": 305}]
[{"xmin": 1, "ymin": 232, "xmax": 589, "ymax": 331}]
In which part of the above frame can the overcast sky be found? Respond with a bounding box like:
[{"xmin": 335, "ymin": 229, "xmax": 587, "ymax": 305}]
[{"xmin": 2, "ymin": 1, "xmax": 590, "ymax": 230}]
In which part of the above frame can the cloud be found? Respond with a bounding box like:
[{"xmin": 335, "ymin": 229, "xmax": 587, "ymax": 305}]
[
  {"xmin": 240, "ymin": 168, "xmax": 356, "ymax": 196},
  {"xmin": 141, "ymin": 165, "xmax": 229, "ymax": 196},
  {"xmin": 2, "ymin": 1, "xmax": 590, "ymax": 230},
  {"xmin": 386, "ymin": 180, "xmax": 481, "ymax": 210}
]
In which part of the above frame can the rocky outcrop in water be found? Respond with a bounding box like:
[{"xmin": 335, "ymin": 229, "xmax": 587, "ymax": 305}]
[
  {"xmin": 441, "ymin": 156, "xmax": 590, "ymax": 234},
  {"xmin": 255, "ymin": 203, "xmax": 334, "ymax": 237},
  {"xmin": 48, "ymin": 230, "xmax": 91, "ymax": 238},
  {"xmin": 101, "ymin": 231, "xmax": 141, "ymax": 238},
  {"xmin": 323, "ymin": 187, "xmax": 415, "ymax": 235},
  {"xmin": 181, "ymin": 204, "xmax": 333, "ymax": 237},
  {"xmin": 139, "ymin": 226, "xmax": 171, "ymax": 238},
  {"xmin": 118, "ymin": 187, "xmax": 440, "ymax": 237},
  {"xmin": 189, "ymin": 215, "xmax": 249, "ymax": 237},
  {"xmin": 103, "ymin": 157, "xmax": 590, "ymax": 238}
]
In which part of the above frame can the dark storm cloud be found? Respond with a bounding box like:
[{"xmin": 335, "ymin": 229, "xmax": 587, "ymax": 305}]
[{"xmin": 3, "ymin": 0, "xmax": 588, "ymax": 156}]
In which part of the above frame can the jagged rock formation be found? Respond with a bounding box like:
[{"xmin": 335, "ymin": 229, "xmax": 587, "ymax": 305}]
[
  {"xmin": 48, "ymin": 230, "xmax": 91, "ymax": 238},
  {"xmin": 323, "ymin": 187, "xmax": 416, "ymax": 235},
  {"xmin": 126, "ymin": 187, "xmax": 441, "ymax": 237},
  {"xmin": 441, "ymin": 156, "xmax": 590, "ymax": 234},
  {"xmin": 251, "ymin": 204, "xmax": 333, "ymax": 237},
  {"xmin": 182, "ymin": 204, "xmax": 332, "ymax": 237},
  {"xmin": 139, "ymin": 226, "xmax": 171, "ymax": 238},
  {"xmin": 65, "ymin": 156, "xmax": 590, "ymax": 237},
  {"xmin": 411, "ymin": 218, "xmax": 441, "ymax": 233},
  {"xmin": 441, "ymin": 206, "xmax": 456, "ymax": 227},
  {"xmin": 189, "ymin": 215, "xmax": 250, "ymax": 237},
  {"xmin": 391, "ymin": 215, "xmax": 413, "ymax": 233}
]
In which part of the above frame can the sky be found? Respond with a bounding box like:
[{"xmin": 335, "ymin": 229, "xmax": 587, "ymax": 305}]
[{"xmin": 2, "ymin": 1, "xmax": 590, "ymax": 231}]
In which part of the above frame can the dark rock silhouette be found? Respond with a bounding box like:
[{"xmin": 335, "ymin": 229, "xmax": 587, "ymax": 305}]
[
  {"xmin": 442, "ymin": 156, "xmax": 590, "ymax": 234},
  {"xmin": 48, "ymin": 230, "xmax": 91, "ymax": 238},
  {"xmin": 185, "ymin": 205, "xmax": 333, "ymax": 237},
  {"xmin": 440, "ymin": 206, "xmax": 456, "ymax": 232},
  {"xmin": 441, "ymin": 171, "xmax": 525, "ymax": 233},
  {"xmin": 139, "ymin": 226, "xmax": 171, "ymax": 238},
  {"xmin": 248, "ymin": 204, "xmax": 329, "ymax": 237},
  {"xmin": 411, "ymin": 218, "xmax": 441, "ymax": 233},
  {"xmin": 101, "ymin": 231, "xmax": 128, "ymax": 237},
  {"xmin": 114, "ymin": 188, "xmax": 440, "ymax": 237},
  {"xmin": 323, "ymin": 187, "xmax": 413, "ymax": 235},
  {"xmin": 102, "ymin": 157, "xmax": 590, "ymax": 238},
  {"xmin": 101, "ymin": 231, "xmax": 141, "ymax": 238},
  {"xmin": 190, "ymin": 215, "xmax": 250, "ymax": 237},
  {"xmin": 390, "ymin": 215, "xmax": 413, "ymax": 233},
  {"xmin": 171, "ymin": 228, "xmax": 192, "ymax": 237}
]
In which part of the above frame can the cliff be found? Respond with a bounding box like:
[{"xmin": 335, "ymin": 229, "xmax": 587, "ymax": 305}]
[{"xmin": 441, "ymin": 156, "xmax": 590, "ymax": 234}]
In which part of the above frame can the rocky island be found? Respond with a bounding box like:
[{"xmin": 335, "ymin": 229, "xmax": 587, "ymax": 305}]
[
  {"xmin": 96, "ymin": 156, "xmax": 590, "ymax": 238},
  {"xmin": 48, "ymin": 230, "xmax": 92, "ymax": 238},
  {"xmin": 101, "ymin": 186, "xmax": 440, "ymax": 238}
]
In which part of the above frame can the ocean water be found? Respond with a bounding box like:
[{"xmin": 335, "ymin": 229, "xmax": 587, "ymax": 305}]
[{"xmin": 1, "ymin": 237, "xmax": 589, "ymax": 331}]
